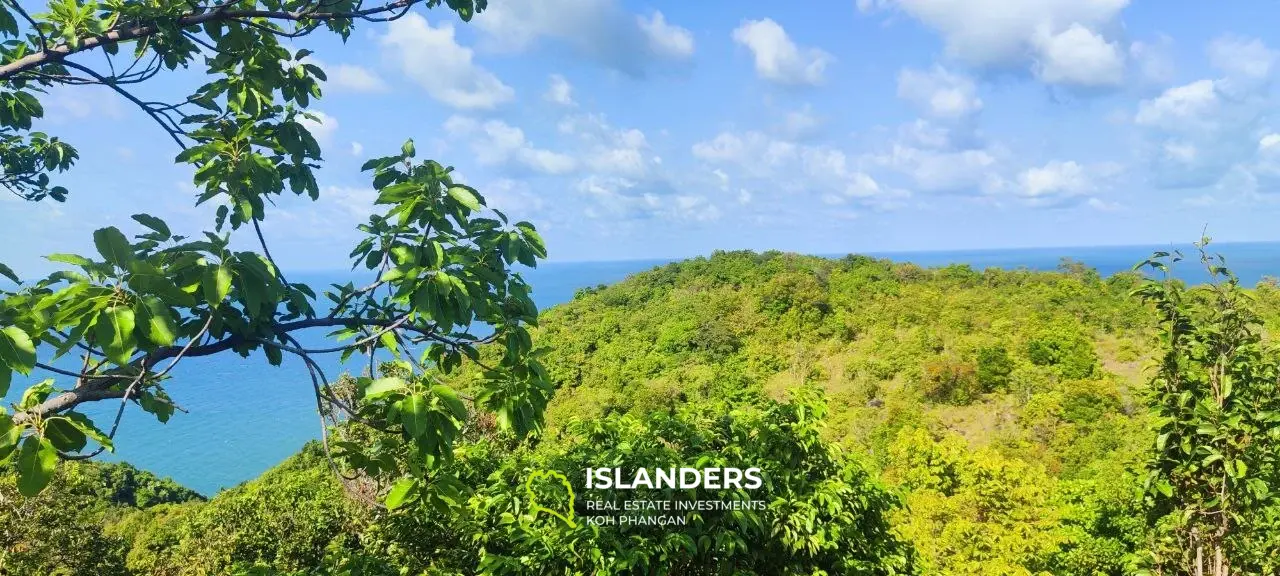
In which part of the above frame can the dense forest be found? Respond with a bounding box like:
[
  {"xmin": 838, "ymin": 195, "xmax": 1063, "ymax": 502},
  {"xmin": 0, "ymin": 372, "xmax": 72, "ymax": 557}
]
[{"xmin": 7, "ymin": 248, "xmax": 1280, "ymax": 575}]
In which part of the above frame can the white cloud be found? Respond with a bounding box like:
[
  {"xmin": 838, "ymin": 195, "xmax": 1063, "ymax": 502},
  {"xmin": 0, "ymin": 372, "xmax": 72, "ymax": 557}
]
[
  {"xmin": 691, "ymin": 130, "xmax": 797, "ymax": 177},
  {"xmin": 639, "ymin": 11, "xmax": 695, "ymax": 59},
  {"xmin": 692, "ymin": 130, "xmax": 908, "ymax": 210},
  {"xmin": 1017, "ymin": 161, "xmax": 1085, "ymax": 198},
  {"xmin": 350, "ymin": 141, "xmax": 364, "ymax": 157},
  {"xmin": 859, "ymin": 0, "xmax": 1130, "ymax": 87},
  {"xmin": 732, "ymin": 19, "xmax": 833, "ymax": 86},
  {"xmin": 545, "ymin": 74, "xmax": 577, "ymax": 107},
  {"xmin": 482, "ymin": 179, "xmax": 547, "ymax": 216},
  {"xmin": 1133, "ymin": 37, "xmax": 1279, "ymax": 190},
  {"xmin": 779, "ymin": 104, "xmax": 823, "ymax": 139},
  {"xmin": 574, "ymin": 176, "xmax": 718, "ymax": 223},
  {"xmin": 1130, "ymin": 36, "xmax": 1176, "ymax": 85},
  {"xmin": 1032, "ymin": 23, "xmax": 1125, "ymax": 87},
  {"xmin": 42, "ymin": 85, "xmax": 124, "ymax": 122},
  {"xmin": 558, "ymin": 113, "xmax": 661, "ymax": 179},
  {"xmin": 380, "ymin": 14, "xmax": 514, "ymax": 109},
  {"xmin": 1208, "ymin": 37, "xmax": 1277, "ymax": 83},
  {"xmin": 444, "ymin": 116, "xmax": 577, "ymax": 175},
  {"xmin": 302, "ymin": 55, "xmax": 388, "ymax": 93},
  {"xmin": 270, "ymin": 186, "xmax": 377, "ymax": 243},
  {"xmin": 1087, "ymin": 197, "xmax": 1122, "ymax": 211},
  {"xmin": 473, "ymin": 0, "xmax": 693, "ymax": 76},
  {"xmin": 859, "ymin": 119, "xmax": 1010, "ymax": 196},
  {"xmin": 1134, "ymin": 79, "xmax": 1220, "ymax": 131},
  {"xmin": 299, "ymin": 110, "xmax": 338, "ymax": 145},
  {"xmin": 325, "ymin": 64, "xmax": 388, "ymax": 92},
  {"xmin": 897, "ymin": 66, "xmax": 983, "ymax": 119},
  {"xmin": 874, "ymin": 141, "xmax": 1003, "ymax": 194}
]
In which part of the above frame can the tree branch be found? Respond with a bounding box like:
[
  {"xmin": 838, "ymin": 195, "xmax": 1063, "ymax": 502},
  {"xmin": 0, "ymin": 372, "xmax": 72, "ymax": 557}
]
[
  {"xmin": 0, "ymin": 0, "xmax": 424, "ymax": 80},
  {"xmin": 13, "ymin": 314, "xmax": 479, "ymax": 424}
]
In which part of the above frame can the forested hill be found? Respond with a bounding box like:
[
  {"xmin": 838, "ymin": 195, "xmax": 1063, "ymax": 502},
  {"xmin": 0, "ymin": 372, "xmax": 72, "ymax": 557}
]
[
  {"xmin": 535, "ymin": 250, "xmax": 1158, "ymax": 471},
  {"xmin": 8, "ymin": 250, "xmax": 1280, "ymax": 575}
]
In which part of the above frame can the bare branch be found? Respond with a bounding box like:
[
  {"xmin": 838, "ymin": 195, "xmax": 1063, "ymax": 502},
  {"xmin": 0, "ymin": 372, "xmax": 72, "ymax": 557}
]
[
  {"xmin": 12, "ymin": 314, "xmax": 485, "ymax": 424},
  {"xmin": 57, "ymin": 60, "xmax": 190, "ymax": 149}
]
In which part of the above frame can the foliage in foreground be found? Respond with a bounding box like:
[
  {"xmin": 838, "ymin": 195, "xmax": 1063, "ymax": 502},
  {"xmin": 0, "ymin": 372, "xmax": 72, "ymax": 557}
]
[
  {"xmin": 8, "ymin": 247, "xmax": 1280, "ymax": 575},
  {"xmin": 0, "ymin": 460, "xmax": 202, "ymax": 575},
  {"xmin": 1134, "ymin": 244, "xmax": 1280, "ymax": 575},
  {"xmin": 5, "ymin": 388, "xmax": 918, "ymax": 575},
  {"xmin": 0, "ymin": 0, "xmax": 553, "ymax": 526}
]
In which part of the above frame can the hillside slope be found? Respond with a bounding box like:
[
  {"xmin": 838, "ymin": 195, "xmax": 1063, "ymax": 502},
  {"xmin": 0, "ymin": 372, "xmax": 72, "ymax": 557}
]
[{"xmin": 13, "ymin": 250, "xmax": 1275, "ymax": 575}]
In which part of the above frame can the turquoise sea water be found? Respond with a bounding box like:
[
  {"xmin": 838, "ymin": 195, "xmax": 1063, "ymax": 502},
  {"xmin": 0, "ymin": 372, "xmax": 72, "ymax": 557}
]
[{"xmin": 9, "ymin": 242, "xmax": 1280, "ymax": 495}]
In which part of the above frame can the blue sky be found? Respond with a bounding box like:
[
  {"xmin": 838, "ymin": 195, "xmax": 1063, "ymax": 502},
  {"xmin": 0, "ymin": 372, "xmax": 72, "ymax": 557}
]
[{"xmin": 6, "ymin": 0, "xmax": 1280, "ymax": 274}]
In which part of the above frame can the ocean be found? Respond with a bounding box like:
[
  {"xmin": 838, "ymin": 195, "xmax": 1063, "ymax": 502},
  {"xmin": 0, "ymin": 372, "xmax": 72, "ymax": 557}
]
[{"xmin": 8, "ymin": 242, "xmax": 1280, "ymax": 495}]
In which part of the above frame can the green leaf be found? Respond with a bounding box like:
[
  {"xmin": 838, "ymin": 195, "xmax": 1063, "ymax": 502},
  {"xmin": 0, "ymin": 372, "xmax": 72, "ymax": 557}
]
[
  {"xmin": 202, "ymin": 264, "xmax": 233, "ymax": 306},
  {"xmin": 135, "ymin": 296, "xmax": 177, "ymax": 346},
  {"xmin": 92, "ymin": 226, "xmax": 134, "ymax": 267},
  {"xmin": 131, "ymin": 214, "xmax": 172, "ymax": 239},
  {"xmin": 433, "ymin": 385, "xmax": 468, "ymax": 420},
  {"xmin": 401, "ymin": 139, "xmax": 416, "ymax": 158},
  {"xmin": 447, "ymin": 186, "xmax": 481, "ymax": 211},
  {"xmin": 95, "ymin": 306, "xmax": 137, "ymax": 365},
  {"xmin": 398, "ymin": 394, "xmax": 430, "ymax": 438},
  {"xmin": 43, "ymin": 416, "xmax": 87, "ymax": 452},
  {"xmin": 64, "ymin": 413, "xmax": 113, "ymax": 452},
  {"xmin": 46, "ymin": 253, "xmax": 93, "ymax": 267},
  {"xmin": 16, "ymin": 436, "xmax": 56, "ymax": 496},
  {"xmin": 0, "ymin": 262, "xmax": 18, "ymax": 283},
  {"xmin": 380, "ymin": 330, "xmax": 399, "ymax": 357},
  {"xmin": 0, "ymin": 326, "xmax": 37, "ymax": 375},
  {"xmin": 0, "ymin": 414, "xmax": 21, "ymax": 463},
  {"xmin": 363, "ymin": 377, "xmax": 407, "ymax": 400},
  {"xmin": 0, "ymin": 368, "xmax": 10, "ymax": 397},
  {"xmin": 18, "ymin": 380, "xmax": 54, "ymax": 410},
  {"xmin": 385, "ymin": 476, "xmax": 418, "ymax": 510}
]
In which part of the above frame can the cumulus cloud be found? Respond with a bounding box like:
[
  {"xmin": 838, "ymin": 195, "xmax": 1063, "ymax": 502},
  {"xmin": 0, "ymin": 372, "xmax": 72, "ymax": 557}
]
[
  {"xmin": 732, "ymin": 19, "xmax": 833, "ymax": 86},
  {"xmin": 873, "ymin": 141, "xmax": 1003, "ymax": 194},
  {"xmin": 444, "ymin": 116, "xmax": 577, "ymax": 175},
  {"xmin": 302, "ymin": 56, "xmax": 388, "ymax": 93},
  {"xmin": 778, "ymin": 104, "xmax": 824, "ymax": 140},
  {"xmin": 859, "ymin": 0, "xmax": 1130, "ymax": 87},
  {"xmin": 270, "ymin": 186, "xmax": 377, "ymax": 244},
  {"xmin": 480, "ymin": 178, "xmax": 548, "ymax": 217},
  {"xmin": 299, "ymin": 110, "xmax": 338, "ymax": 145},
  {"xmin": 544, "ymin": 74, "xmax": 577, "ymax": 107},
  {"xmin": 1015, "ymin": 160, "xmax": 1122, "ymax": 207},
  {"xmin": 692, "ymin": 130, "xmax": 798, "ymax": 178},
  {"xmin": 1133, "ymin": 36, "xmax": 1278, "ymax": 190},
  {"xmin": 558, "ymin": 113, "xmax": 663, "ymax": 179},
  {"xmin": 1032, "ymin": 24, "xmax": 1126, "ymax": 87},
  {"xmin": 445, "ymin": 110, "xmax": 694, "ymax": 223},
  {"xmin": 862, "ymin": 119, "xmax": 1007, "ymax": 195},
  {"xmin": 1130, "ymin": 35, "xmax": 1176, "ymax": 86},
  {"xmin": 638, "ymin": 11, "xmax": 695, "ymax": 59},
  {"xmin": 576, "ymin": 176, "xmax": 719, "ymax": 222},
  {"xmin": 473, "ymin": 0, "xmax": 693, "ymax": 76},
  {"xmin": 692, "ymin": 130, "xmax": 908, "ymax": 210},
  {"xmin": 380, "ymin": 14, "xmax": 514, "ymax": 109},
  {"xmin": 897, "ymin": 66, "xmax": 983, "ymax": 119}
]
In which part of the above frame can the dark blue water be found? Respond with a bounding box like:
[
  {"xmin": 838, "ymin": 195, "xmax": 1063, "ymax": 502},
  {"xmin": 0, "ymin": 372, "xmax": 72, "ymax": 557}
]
[{"xmin": 7, "ymin": 243, "xmax": 1280, "ymax": 494}]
